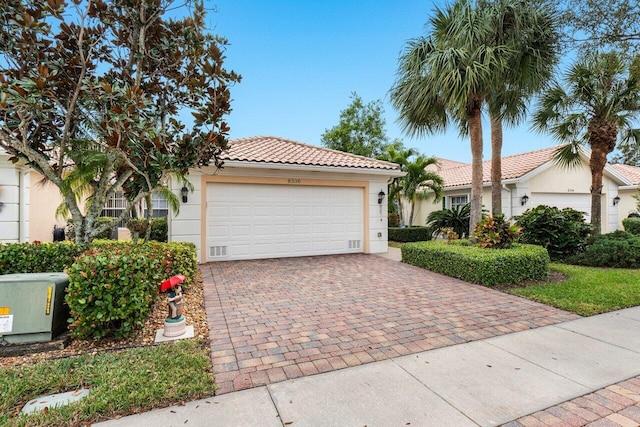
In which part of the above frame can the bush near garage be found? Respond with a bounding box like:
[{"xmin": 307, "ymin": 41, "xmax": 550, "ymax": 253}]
[
  {"xmin": 150, "ymin": 217, "xmax": 168, "ymax": 242},
  {"xmin": 516, "ymin": 205, "xmax": 591, "ymax": 260},
  {"xmin": 0, "ymin": 241, "xmax": 86, "ymax": 274},
  {"xmin": 401, "ymin": 240, "xmax": 549, "ymax": 286},
  {"xmin": 388, "ymin": 212, "xmax": 400, "ymax": 228},
  {"xmin": 568, "ymin": 230, "xmax": 640, "ymax": 268},
  {"xmin": 66, "ymin": 243, "xmax": 168, "ymax": 339},
  {"xmin": 622, "ymin": 217, "xmax": 640, "ymax": 235},
  {"xmin": 388, "ymin": 226, "xmax": 432, "ymax": 242}
]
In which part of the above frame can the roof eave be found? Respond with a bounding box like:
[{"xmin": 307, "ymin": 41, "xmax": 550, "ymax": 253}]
[{"xmin": 221, "ymin": 160, "xmax": 406, "ymax": 177}]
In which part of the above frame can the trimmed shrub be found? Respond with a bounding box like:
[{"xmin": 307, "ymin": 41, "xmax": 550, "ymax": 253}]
[
  {"xmin": 0, "ymin": 241, "xmax": 85, "ymax": 274},
  {"xmin": 473, "ymin": 214, "xmax": 520, "ymax": 249},
  {"xmin": 402, "ymin": 240, "xmax": 549, "ymax": 286},
  {"xmin": 622, "ymin": 217, "xmax": 640, "ymax": 235},
  {"xmin": 388, "ymin": 226, "xmax": 432, "ymax": 243},
  {"xmin": 66, "ymin": 241, "xmax": 197, "ymax": 338},
  {"xmin": 568, "ymin": 230, "xmax": 640, "ymax": 268},
  {"xmin": 150, "ymin": 217, "xmax": 168, "ymax": 242},
  {"xmin": 516, "ymin": 205, "xmax": 591, "ymax": 260},
  {"xmin": 388, "ymin": 213, "xmax": 400, "ymax": 228},
  {"xmin": 66, "ymin": 243, "xmax": 166, "ymax": 339},
  {"xmin": 164, "ymin": 242, "xmax": 198, "ymax": 288}
]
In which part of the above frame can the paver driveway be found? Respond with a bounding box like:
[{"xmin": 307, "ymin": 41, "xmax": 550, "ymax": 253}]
[{"xmin": 201, "ymin": 254, "xmax": 579, "ymax": 394}]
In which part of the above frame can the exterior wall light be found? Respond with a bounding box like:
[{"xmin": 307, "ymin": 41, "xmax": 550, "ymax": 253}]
[
  {"xmin": 521, "ymin": 194, "xmax": 529, "ymax": 206},
  {"xmin": 181, "ymin": 186, "xmax": 189, "ymax": 203},
  {"xmin": 613, "ymin": 195, "xmax": 620, "ymax": 206},
  {"xmin": 378, "ymin": 190, "xmax": 386, "ymax": 205}
]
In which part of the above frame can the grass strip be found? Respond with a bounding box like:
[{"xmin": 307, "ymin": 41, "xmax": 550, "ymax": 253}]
[
  {"xmin": 509, "ymin": 263, "xmax": 640, "ymax": 316},
  {"xmin": 0, "ymin": 339, "xmax": 215, "ymax": 427}
]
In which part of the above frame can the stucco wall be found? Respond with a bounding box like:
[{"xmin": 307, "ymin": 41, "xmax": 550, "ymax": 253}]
[
  {"xmin": 170, "ymin": 164, "xmax": 392, "ymax": 262},
  {"xmin": 29, "ymin": 172, "xmax": 68, "ymax": 242}
]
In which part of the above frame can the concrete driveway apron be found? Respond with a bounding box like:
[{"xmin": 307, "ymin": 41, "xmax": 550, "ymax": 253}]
[{"xmin": 200, "ymin": 254, "xmax": 579, "ymax": 394}]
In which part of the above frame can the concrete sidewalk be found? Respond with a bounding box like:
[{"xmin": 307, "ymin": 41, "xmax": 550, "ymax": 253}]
[{"xmin": 95, "ymin": 307, "xmax": 640, "ymax": 427}]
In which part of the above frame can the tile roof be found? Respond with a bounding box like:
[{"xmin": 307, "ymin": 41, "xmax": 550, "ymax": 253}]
[
  {"xmin": 437, "ymin": 145, "xmax": 560, "ymax": 187},
  {"xmin": 222, "ymin": 136, "xmax": 401, "ymax": 171},
  {"xmin": 611, "ymin": 163, "xmax": 640, "ymax": 185}
]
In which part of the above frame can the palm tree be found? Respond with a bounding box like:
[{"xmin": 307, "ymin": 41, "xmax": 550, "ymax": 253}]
[
  {"xmin": 426, "ymin": 203, "xmax": 472, "ymax": 239},
  {"xmin": 533, "ymin": 52, "xmax": 640, "ymax": 234},
  {"xmin": 377, "ymin": 143, "xmax": 416, "ymax": 224},
  {"xmin": 391, "ymin": 0, "xmax": 514, "ymax": 235},
  {"xmin": 403, "ymin": 155, "xmax": 444, "ymax": 226},
  {"xmin": 483, "ymin": 0, "xmax": 560, "ymax": 215}
]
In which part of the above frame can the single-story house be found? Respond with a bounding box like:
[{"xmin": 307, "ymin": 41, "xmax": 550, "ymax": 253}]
[
  {"xmin": 1, "ymin": 137, "xmax": 404, "ymax": 263},
  {"xmin": 410, "ymin": 145, "xmax": 640, "ymax": 233},
  {"xmin": 169, "ymin": 136, "xmax": 403, "ymax": 262}
]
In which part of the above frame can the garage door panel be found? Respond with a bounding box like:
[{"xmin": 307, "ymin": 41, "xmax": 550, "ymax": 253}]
[
  {"xmin": 206, "ymin": 183, "xmax": 363, "ymax": 261},
  {"xmin": 533, "ymin": 193, "xmax": 591, "ymax": 222}
]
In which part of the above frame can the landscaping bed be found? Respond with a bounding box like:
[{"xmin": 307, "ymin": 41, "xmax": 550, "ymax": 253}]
[{"xmin": 0, "ymin": 271, "xmax": 212, "ymax": 426}]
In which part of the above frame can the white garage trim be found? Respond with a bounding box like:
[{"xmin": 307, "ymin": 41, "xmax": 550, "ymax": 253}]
[{"xmin": 200, "ymin": 175, "xmax": 369, "ymax": 262}]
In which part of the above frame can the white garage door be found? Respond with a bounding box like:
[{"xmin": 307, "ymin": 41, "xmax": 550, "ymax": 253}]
[
  {"xmin": 532, "ymin": 193, "xmax": 591, "ymax": 222},
  {"xmin": 206, "ymin": 183, "xmax": 364, "ymax": 261}
]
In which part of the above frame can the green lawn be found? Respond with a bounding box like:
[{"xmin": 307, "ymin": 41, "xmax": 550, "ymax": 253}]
[
  {"xmin": 509, "ymin": 263, "xmax": 640, "ymax": 316},
  {"xmin": 388, "ymin": 241, "xmax": 404, "ymax": 248},
  {"xmin": 0, "ymin": 339, "xmax": 215, "ymax": 427}
]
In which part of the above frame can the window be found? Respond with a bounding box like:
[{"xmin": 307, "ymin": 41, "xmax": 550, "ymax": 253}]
[
  {"xmin": 449, "ymin": 195, "xmax": 468, "ymax": 210},
  {"xmin": 102, "ymin": 191, "xmax": 129, "ymax": 226},
  {"xmin": 102, "ymin": 191, "xmax": 169, "ymax": 227},
  {"xmin": 143, "ymin": 193, "xmax": 169, "ymax": 218}
]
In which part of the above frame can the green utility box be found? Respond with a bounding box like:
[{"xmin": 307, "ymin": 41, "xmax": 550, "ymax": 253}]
[{"xmin": 0, "ymin": 272, "xmax": 69, "ymax": 344}]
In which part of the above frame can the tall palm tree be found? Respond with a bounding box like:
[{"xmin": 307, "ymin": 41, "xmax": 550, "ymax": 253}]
[
  {"xmin": 403, "ymin": 155, "xmax": 444, "ymax": 226},
  {"xmin": 484, "ymin": 0, "xmax": 560, "ymax": 215},
  {"xmin": 391, "ymin": 0, "xmax": 514, "ymax": 234},
  {"xmin": 533, "ymin": 52, "xmax": 640, "ymax": 234}
]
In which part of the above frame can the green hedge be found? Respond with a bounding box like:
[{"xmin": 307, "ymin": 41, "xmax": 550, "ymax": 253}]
[
  {"xmin": 66, "ymin": 244, "xmax": 165, "ymax": 339},
  {"xmin": 150, "ymin": 217, "xmax": 168, "ymax": 242},
  {"xmin": 388, "ymin": 226, "xmax": 432, "ymax": 243},
  {"xmin": 401, "ymin": 240, "xmax": 549, "ymax": 286},
  {"xmin": 622, "ymin": 218, "xmax": 640, "ymax": 235},
  {"xmin": 568, "ymin": 230, "xmax": 640, "ymax": 268},
  {"xmin": 0, "ymin": 242, "xmax": 86, "ymax": 274}
]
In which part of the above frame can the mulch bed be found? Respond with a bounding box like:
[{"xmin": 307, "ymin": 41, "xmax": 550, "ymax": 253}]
[{"xmin": 0, "ymin": 270, "xmax": 210, "ymax": 368}]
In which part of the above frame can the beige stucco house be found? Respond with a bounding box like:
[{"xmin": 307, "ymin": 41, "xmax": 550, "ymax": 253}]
[
  {"xmin": 411, "ymin": 145, "xmax": 640, "ymax": 233},
  {"xmin": 1, "ymin": 137, "xmax": 404, "ymax": 263}
]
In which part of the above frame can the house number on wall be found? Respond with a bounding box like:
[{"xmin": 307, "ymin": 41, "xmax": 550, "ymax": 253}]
[{"xmin": 288, "ymin": 178, "xmax": 301, "ymax": 184}]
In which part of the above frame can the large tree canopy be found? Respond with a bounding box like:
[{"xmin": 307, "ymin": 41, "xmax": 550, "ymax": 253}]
[
  {"xmin": 0, "ymin": 0, "xmax": 240, "ymax": 243},
  {"xmin": 321, "ymin": 92, "xmax": 392, "ymax": 158},
  {"xmin": 562, "ymin": 0, "xmax": 640, "ymax": 54}
]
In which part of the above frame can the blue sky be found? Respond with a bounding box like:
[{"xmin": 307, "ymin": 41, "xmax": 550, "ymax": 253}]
[{"xmin": 210, "ymin": 1, "xmax": 562, "ymax": 163}]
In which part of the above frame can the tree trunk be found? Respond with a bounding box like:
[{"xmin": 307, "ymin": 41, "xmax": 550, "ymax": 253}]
[
  {"xmin": 588, "ymin": 118, "xmax": 618, "ymax": 235},
  {"xmin": 490, "ymin": 114, "xmax": 503, "ymax": 216},
  {"xmin": 409, "ymin": 200, "xmax": 415, "ymax": 227},
  {"xmin": 468, "ymin": 103, "xmax": 484, "ymax": 236}
]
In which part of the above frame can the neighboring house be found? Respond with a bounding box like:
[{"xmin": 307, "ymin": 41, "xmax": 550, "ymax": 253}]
[
  {"xmin": 0, "ymin": 147, "xmax": 30, "ymax": 243},
  {"xmin": 169, "ymin": 136, "xmax": 403, "ymax": 262},
  {"xmin": 412, "ymin": 145, "xmax": 640, "ymax": 233},
  {"xmin": 2, "ymin": 137, "xmax": 403, "ymax": 263}
]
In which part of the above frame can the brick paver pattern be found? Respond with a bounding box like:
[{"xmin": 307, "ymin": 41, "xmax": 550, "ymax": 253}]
[
  {"xmin": 503, "ymin": 376, "xmax": 640, "ymax": 427},
  {"xmin": 201, "ymin": 254, "xmax": 580, "ymax": 394}
]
